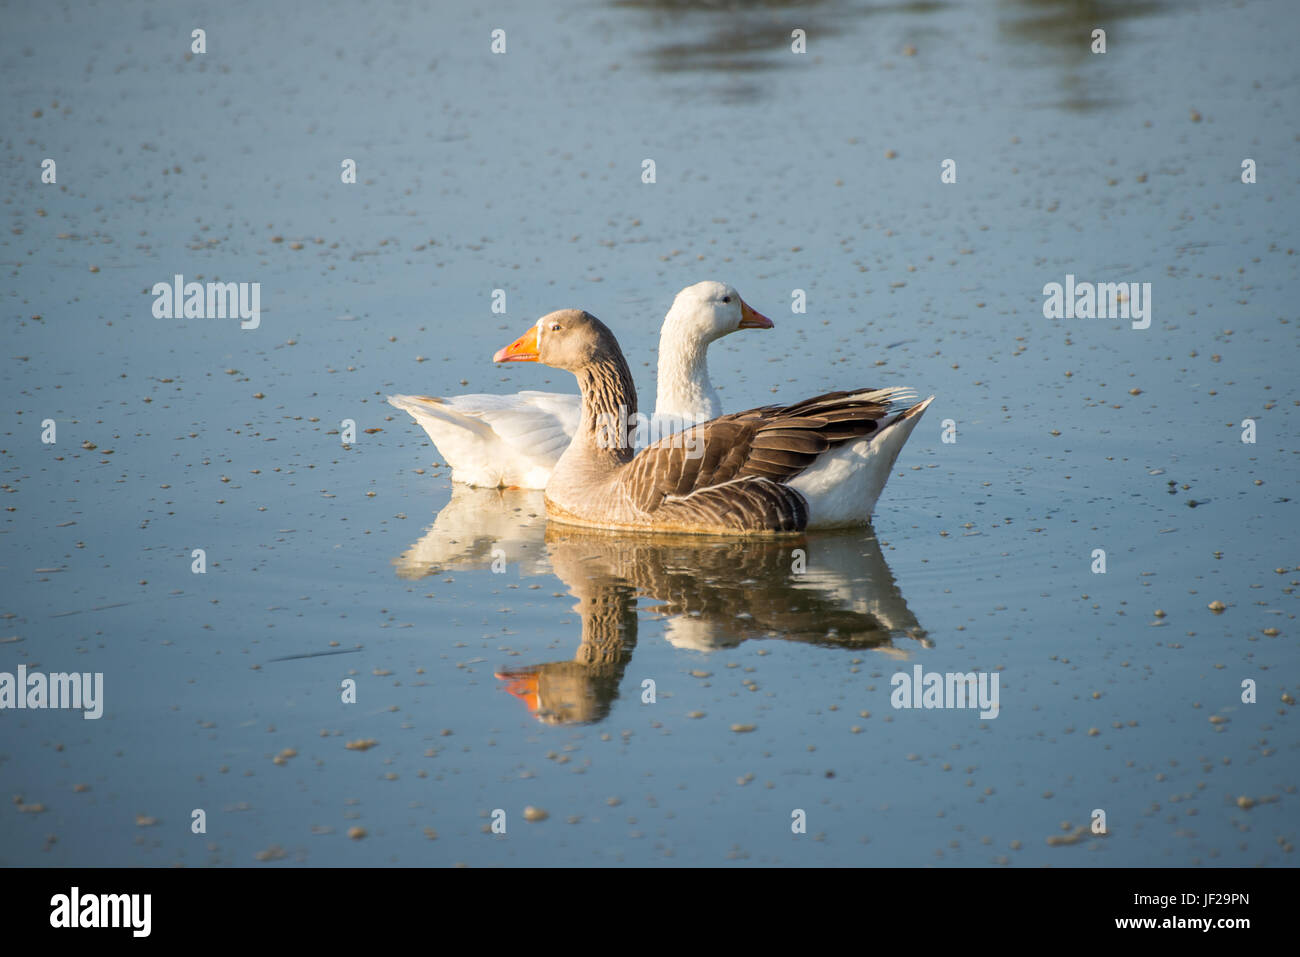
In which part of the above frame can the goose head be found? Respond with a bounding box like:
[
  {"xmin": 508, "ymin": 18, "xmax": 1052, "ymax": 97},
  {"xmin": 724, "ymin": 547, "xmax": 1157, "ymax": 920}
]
[
  {"xmin": 663, "ymin": 280, "xmax": 774, "ymax": 345},
  {"xmin": 493, "ymin": 309, "xmax": 621, "ymax": 373},
  {"xmin": 653, "ymin": 282, "xmax": 772, "ymax": 422}
]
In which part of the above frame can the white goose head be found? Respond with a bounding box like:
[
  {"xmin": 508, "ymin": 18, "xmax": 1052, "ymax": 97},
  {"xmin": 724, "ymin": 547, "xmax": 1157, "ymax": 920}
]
[
  {"xmin": 662, "ymin": 280, "xmax": 774, "ymax": 344},
  {"xmin": 655, "ymin": 281, "xmax": 773, "ymax": 423}
]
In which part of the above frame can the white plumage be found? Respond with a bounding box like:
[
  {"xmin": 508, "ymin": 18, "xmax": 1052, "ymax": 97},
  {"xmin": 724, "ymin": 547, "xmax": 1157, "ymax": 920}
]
[{"xmin": 389, "ymin": 280, "xmax": 772, "ymax": 488}]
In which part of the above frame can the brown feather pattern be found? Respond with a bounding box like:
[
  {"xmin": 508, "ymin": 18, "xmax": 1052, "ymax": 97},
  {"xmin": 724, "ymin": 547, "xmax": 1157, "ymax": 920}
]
[{"xmin": 614, "ymin": 389, "xmax": 909, "ymax": 532}]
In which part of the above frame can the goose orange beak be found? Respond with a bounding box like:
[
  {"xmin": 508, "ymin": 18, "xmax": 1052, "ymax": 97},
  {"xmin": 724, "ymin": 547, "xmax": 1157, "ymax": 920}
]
[
  {"xmin": 493, "ymin": 325, "xmax": 540, "ymax": 363},
  {"xmin": 495, "ymin": 670, "xmax": 541, "ymax": 714},
  {"xmin": 739, "ymin": 300, "xmax": 775, "ymax": 329}
]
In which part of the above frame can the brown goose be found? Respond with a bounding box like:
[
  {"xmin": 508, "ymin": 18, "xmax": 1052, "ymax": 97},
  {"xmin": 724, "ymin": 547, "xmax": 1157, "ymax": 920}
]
[{"xmin": 493, "ymin": 310, "xmax": 933, "ymax": 535}]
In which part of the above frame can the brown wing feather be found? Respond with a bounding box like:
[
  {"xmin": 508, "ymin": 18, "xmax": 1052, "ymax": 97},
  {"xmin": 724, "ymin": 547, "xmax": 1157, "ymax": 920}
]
[
  {"xmin": 647, "ymin": 479, "xmax": 808, "ymax": 533},
  {"xmin": 618, "ymin": 388, "xmax": 909, "ymax": 530},
  {"xmin": 625, "ymin": 414, "xmax": 762, "ymax": 512}
]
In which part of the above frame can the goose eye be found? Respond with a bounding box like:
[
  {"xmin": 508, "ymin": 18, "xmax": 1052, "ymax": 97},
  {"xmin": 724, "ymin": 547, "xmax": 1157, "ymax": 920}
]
[
  {"xmin": 722, "ymin": 296, "xmax": 732, "ymax": 303},
  {"xmin": 550, "ymin": 323, "xmax": 560, "ymax": 331}
]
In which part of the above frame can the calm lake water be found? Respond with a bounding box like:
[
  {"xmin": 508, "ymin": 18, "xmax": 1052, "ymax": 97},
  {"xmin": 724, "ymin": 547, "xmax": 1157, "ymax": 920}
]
[{"xmin": 2, "ymin": 0, "xmax": 1296, "ymax": 866}]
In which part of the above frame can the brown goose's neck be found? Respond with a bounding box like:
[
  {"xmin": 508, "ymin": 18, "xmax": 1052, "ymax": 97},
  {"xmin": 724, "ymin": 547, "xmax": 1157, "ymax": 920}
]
[{"xmin": 574, "ymin": 353, "xmax": 637, "ymax": 465}]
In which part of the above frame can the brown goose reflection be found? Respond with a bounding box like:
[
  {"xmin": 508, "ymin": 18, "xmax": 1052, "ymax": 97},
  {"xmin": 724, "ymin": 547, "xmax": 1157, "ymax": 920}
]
[
  {"xmin": 499, "ymin": 539, "xmax": 641, "ymax": 725},
  {"xmin": 498, "ymin": 527, "xmax": 928, "ymax": 724},
  {"xmin": 394, "ymin": 491, "xmax": 927, "ymax": 725}
]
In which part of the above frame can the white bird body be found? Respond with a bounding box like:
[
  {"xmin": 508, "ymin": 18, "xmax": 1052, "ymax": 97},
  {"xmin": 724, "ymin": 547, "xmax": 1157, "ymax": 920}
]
[
  {"xmin": 389, "ymin": 281, "xmax": 772, "ymax": 489},
  {"xmin": 387, "ymin": 391, "xmax": 579, "ymax": 489}
]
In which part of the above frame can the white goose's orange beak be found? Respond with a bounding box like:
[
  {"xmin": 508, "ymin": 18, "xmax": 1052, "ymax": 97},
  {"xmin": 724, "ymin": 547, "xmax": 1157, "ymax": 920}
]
[
  {"xmin": 739, "ymin": 299, "xmax": 775, "ymax": 329},
  {"xmin": 493, "ymin": 325, "xmax": 540, "ymax": 363}
]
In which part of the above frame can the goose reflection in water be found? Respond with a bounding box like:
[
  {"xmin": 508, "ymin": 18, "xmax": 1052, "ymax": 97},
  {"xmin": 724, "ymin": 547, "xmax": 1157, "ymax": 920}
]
[
  {"xmin": 394, "ymin": 487, "xmax": 928, "ymax": 725},
  {"xmin": 392, "ymin": 485, "xmax": 550, "ymax": 579}
]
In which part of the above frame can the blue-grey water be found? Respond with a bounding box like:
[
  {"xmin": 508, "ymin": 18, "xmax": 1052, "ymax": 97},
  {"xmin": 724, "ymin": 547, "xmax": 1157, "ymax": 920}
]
[{"xmin": 1, "ymin": 0, "xmax": 1296, "ymax": 866}]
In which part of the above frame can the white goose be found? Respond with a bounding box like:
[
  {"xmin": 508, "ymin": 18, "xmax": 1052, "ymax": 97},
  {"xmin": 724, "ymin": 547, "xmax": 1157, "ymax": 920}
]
[{"xmin": 388, "ymin": 281, "xmax": 773, "ymax": 488}]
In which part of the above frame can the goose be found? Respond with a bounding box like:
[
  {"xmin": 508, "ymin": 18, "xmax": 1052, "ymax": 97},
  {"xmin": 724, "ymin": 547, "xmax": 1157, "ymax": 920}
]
[
  {"xmin": 492, "ymin": 309, "xmax": 934, "ymax": 534},
  {"xmin": 387, "ymin": 281, "xmax": 773, "ymax": 489}
]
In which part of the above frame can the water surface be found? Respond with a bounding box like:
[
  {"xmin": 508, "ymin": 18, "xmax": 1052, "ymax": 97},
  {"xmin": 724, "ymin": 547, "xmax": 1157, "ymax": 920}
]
[{"xmin": 1, "ymin": 0, "xmax": 1296, "ymax": 866}]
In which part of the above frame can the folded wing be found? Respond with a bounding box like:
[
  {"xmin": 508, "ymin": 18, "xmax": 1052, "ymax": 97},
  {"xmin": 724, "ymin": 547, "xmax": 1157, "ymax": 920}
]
[{"xmin": 618, "ymin": 388, "xmax": 916, "ymax": 530}]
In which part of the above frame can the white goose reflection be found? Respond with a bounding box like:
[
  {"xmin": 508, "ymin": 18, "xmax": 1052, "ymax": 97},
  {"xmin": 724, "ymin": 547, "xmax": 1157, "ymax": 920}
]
[
  {"xmin": 392, "ymin": 485, "xmax": 550, "ymax": 579},
  {"xmin": 394, "ymin": 487, "xmax": 928, "ymax": 725}
]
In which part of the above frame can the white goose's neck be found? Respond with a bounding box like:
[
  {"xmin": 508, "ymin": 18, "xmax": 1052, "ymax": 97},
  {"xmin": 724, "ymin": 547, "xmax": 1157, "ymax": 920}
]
[{"xmin": 654, "ymin": 319, "xmax": 720, "ymax": 422}]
